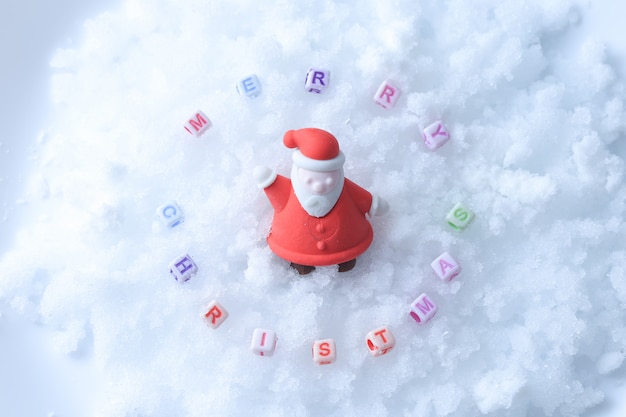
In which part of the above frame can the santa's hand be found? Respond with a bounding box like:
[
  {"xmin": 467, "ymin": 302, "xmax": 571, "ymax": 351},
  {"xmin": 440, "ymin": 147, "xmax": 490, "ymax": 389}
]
[
  {"xmin": 369, "ymin": 194, "xmax": 390, "ymax": 216},
  {"xmin": 253, "ymin": 166, "xmax": 277, "ymax": 189}
]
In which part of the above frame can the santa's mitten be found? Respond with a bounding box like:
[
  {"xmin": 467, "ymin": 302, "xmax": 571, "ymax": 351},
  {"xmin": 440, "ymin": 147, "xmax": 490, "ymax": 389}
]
[
  {"xmin": 369, "ymin": 194, "xmax": 390, "ymax": 216},
  {"xmin": 253, "ymin": 166, "xmax": 277, "ymax": 189}
]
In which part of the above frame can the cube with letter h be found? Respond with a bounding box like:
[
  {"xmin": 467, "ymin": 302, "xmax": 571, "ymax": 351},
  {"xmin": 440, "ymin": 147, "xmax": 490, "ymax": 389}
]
[
  {"xmin": 184, "ymin": 110, "xmax": 212, "ymax": 137},
  {"xmin": 168, "ymin": 253, "xmax": 197, "ymax": 284},
  {"xmin": 431, "ymin": 252, "xmax": 461, "ymax": 282},
  {"xmin": 305, "ymin": 68, "xmax": 331, "ymax": 94},
  {"xmin": 204, "ymin": 300, "xmax": 229, "ymax": 329},
  {"xmin": 374, "ymin": 79, "xmax": 401, "ymax": 109},
  {"xmin": 410, "ymin": 293, "xmax": 438, "ymax": 324},
  {"xmin": 236, "ymin": 74, "xmax": 262, "ymax": 98},
  {"xmin": 312, "ymin": 338, "xmax": 337, "ymax": 365},
  {"xmin": 365, "ymin": 326, "xmax": 395, "ymax": 357},
  {"xmin": 156, "ymin": 201, "xmax": 184, "ymax": 228},
  {"xmin": 251, "ymin": 328, "xmax": 277, "ymax": 357},
  {"xmin": 423, "ymin": 121, "xmax": 450, "ymax": 150}
]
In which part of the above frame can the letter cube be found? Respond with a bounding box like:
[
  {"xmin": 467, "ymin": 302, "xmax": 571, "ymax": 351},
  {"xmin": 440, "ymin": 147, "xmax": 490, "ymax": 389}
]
[
  {"xmin": 236, "ymin": 74, "xmax": 262, "ymax": 98},
  {"xmin": 374, "ymin": 79, "xmax": 401, "ymax": 109},
  {"xmin": 365, "ymin": 326, "xmax": 395, "ymax": 356},
  {"xmin": 446, "ymin": 202, "xmax": 475, "ymax": 230},
  {"xmin": 312, "ymin": 339, "xmax": 337, "ymax": 365},
  {"xmin": 156, "ymin": 201, "xmax": 184, "ymax": 228},
  {"xmin": 203, "ymin": 300, "xmax": 229, "ymax": 329},
  {"xmin": 409, "ymin": 293, "xmax": 438, "ymax": 324},
  {"xmin": 168, "ymin": 253, "xmax": 197, "ymax": 283},
  {"xmin": 184, "ymin": 110, "xmax": 212, "ymax": 137},
  {"xmin": 305, "ymin": 68, "xmax": 331, "ymax": 94},
  {"xmin": 423, "ymin": 121, "xmax": 450, "ymax": 150},
  {"xmin": 251, "ymin": 328, "xmax": 277, "ymax": 357},
  {"xmin": 431, "ymin": 252, "xmax": 461, "ymax": 282}
]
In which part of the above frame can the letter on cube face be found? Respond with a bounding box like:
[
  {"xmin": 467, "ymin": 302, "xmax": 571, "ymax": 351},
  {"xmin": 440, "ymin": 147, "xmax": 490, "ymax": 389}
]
[
  {"xmin": 184, "ymin": 110, "xmax": 212, "ymax": 137},
  {"xmin": 236, "ymin": 74, "xmax": 262, "ymax": 98},
  {"xmin": 446, "ymin": 202, "xmax": 475, "ymax": 230},
  {"xmin": 374, "ymin": 80, "xmax": 401, "ymax": 108},
  {"xmin": 431, "ymin": 252, "xmax": 461, "ymax": 282},
  {"xmin": 204, "ymin": 300, "xmax": 229, "ymax": 329},
  {"xmin": 156, "ymin": 201, "xmax": 184, "ymax": 228},
  {"xmin": 312, "ymin": 339, "xmax": 337, "ymax": 365},
  {"xmin": 410, "ymin": 293, "xmax": 438, "ymax": 324},
  {"xmin": 168, "ymin": 253, "xmax": 197, "ymax": 283},
  {"xmin": 423, "ymin": 121, "xmax": 450, "ymax": 150},
  {"xmin": 251, "ymin": 328, "xmax": 277, "ymax": 356},
  {"xmin": 365, "ymin": 326, "xmax": 395, "ymax": 356},
  {"xmin": 305, "ymin": 68, "xmax": 331, "ymax": 94}
]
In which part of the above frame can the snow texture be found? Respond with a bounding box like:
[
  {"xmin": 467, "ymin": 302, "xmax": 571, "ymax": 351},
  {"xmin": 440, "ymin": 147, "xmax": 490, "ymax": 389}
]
[{"xmin": 2, "ymin": 0, "xmax": 626, "ymax": 416}]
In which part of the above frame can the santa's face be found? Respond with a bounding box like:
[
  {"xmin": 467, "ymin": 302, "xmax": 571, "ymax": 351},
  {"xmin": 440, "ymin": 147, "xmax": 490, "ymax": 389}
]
[{"xmin": 297, "ymin": 168, "xmax": 341, "ymax": 195}]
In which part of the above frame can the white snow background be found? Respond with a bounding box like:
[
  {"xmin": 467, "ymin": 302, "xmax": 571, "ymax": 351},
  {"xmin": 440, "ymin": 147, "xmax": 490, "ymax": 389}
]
[{"xmin": 2, "ymin": 0, "xmax": 626, "ymax": 416}]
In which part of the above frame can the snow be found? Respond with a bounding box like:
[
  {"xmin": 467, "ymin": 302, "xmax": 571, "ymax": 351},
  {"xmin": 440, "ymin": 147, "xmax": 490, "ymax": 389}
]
[{"xmin": 2, "ymin": 0, "xmax": 626, "ymax": 416}]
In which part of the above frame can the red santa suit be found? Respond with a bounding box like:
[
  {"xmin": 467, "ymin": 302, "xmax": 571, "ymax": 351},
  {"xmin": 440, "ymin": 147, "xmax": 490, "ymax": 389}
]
[{"xmin": 256, "ymin": 128, "xmax": 386, "ymax": 270}]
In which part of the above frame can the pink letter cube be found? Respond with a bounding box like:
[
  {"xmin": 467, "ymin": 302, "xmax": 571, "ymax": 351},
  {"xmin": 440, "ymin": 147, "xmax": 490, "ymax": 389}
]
[
  {"xmin": 431, "ymin": 252, "xmax": 461, "ymax": 282},
  {"xmin": 365, "ymin": 326, "xmax": 395, "ymax": 356},
  {"xmin": 422, "ymin": 121, "xmax": 450, "ymax": 150},
  {"xmin": 374, "ymin": 80, "xmax": 401, "ymax": 109},
  {"xmin": 168, "ymin": 253, "xmax": 197, "ymax": 283},
  {"xmin": 184, "ymin": 110, "xmax": 212, "ymax": 137},
  {"xmin": 203, "ymin": 300, "xmax": 229, "ymax": 329},
  {"xmin": 305, "ymin": 68, "xmax": 331, "ymax": 94},
  {"xmin": 312, "ymin": 339, "xmax": 337, "ymax": 365},
  {"xmin": 410, "ymin": 293, "xmax": 438, "ymax": 324},
  {"xmin": 251, "ymin": 328, "xmax": 277, "ymax": 356}
]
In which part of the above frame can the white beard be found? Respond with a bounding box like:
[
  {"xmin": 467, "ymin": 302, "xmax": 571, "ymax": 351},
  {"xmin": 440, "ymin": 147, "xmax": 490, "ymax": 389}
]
[{"xmin": 291, "ymin": 165, "xmax": 344, "ymax": 218}]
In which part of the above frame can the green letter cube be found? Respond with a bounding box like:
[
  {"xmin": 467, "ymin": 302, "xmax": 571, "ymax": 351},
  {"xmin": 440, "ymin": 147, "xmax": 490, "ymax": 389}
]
[{"xmin": 446, "ymin": 202, "xmax": 474, "ymax": 230}]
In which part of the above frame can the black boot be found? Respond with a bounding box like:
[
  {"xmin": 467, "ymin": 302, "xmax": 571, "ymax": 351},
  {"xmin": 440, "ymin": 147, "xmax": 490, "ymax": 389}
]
[
  {"xmin": 338, "ymin": 259, "xmax": 357, "ymax": 272},
  {"xmin": 290, "ymin": 263, "xmax": 316, "ymax": 275}
]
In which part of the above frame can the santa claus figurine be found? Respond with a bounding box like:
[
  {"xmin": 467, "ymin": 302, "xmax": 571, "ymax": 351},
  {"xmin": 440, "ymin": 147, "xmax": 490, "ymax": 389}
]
[{"xmin": 254, "ymin": 128, "xmax": 389, "ymax": 274}]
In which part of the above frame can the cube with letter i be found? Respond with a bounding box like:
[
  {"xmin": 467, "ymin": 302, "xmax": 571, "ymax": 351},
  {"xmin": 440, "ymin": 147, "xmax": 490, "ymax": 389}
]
[
  {"xmin": 374, "ymin": 79, "xmax": 401, "ymax": 109},
  {"xmin": 203, "ymin": 300, "xmax": 229, "ymax": 329},
  {"xmin": 431, "ymin": 252, "xmax": 461, "ymax": 282},
  {"xmin": 423, "ymin": 121, "xmax": 450, "ymax": 150},
  {"xmin": 365, "ymin": 326, "xmax": 395, "ymax": 356},
  {"xmin": 410, "ymin": 293, "xmax": 438, "ymax": 324},
  {"xmin": 168, "ymin": 253, "xmax": 197, "ymax": 283},
  {"xmin": 251, "ymin": 328, "xmax": 277, "ymax": 357},
  {"xmin": 312, "ymin": 339, "xmax": 337, "ymax": 365},
  {"xmin": 184, "ymin": 110, "xmax": 212, "ymax": 137},
  {"xmin": 236, "ymin": 74, "xmax": 262, "ymax": 98},
  {"xmin": 305, "ymin": 68, "xmax": 331, "ymax": 94}
]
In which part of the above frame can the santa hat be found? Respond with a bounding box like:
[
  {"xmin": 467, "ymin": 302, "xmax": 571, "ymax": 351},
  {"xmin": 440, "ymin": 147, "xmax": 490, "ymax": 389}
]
[{"xmin": 283, "ymin": 128, "xmax": 345, "ymax": 172}]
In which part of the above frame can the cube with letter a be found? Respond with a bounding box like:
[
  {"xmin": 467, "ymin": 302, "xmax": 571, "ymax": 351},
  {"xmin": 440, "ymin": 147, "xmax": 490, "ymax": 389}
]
[
  {"xmin": 409, "ymin": 293, "xmax": 438, "ymax": 324},
  {"xmin": 203, "ymin": 300, "xmax": 229, "ymax": 329},
  {"xmin": 312, "ymin": 339, "xmax": 337, "ymax": 365},
  {"xmin": 430, "ymin": 252, "xmax": 461, "ymax": 282},
  {"xmin": 184, "ymin": 110, "xmax": 212, "ymax": 137},
  {"xmin": 374, "ymin": 79, "xmax": 401, "ymax": 109},
  {"xmin": 251, "ymin": 328, "xmax": 277, "ymax": 357},
  {"xmin": 365, "ymin": 326, "xmax": 395, "ymax": 356}
]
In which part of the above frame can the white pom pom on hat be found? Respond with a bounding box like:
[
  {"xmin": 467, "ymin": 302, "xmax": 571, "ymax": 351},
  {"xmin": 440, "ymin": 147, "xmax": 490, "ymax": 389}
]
[{"xmin": 283, "ymin": 128, "xmax": 345, "ymax": 172}]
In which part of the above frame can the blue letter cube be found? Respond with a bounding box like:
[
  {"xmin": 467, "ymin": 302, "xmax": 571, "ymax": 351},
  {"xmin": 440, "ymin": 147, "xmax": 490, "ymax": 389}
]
[
  {"xmin": 156, "ymin": 201, "xmax": 184, "ymax": 228},
  {"xmin": 236, "ymin": 74, "xmax": 262, "ymax": 98}
]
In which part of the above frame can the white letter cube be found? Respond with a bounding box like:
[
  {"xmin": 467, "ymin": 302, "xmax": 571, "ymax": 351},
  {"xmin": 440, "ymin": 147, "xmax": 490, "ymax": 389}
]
[
  {"xmin": 204, "ymin": 300, "xmax": 229, "ymax": 329},
  {"xmin": 446, "ymin": 202, "xmax": 475, "ymax": 230},
  {"xmin": 312, "ymin": 339, "xmax": 337, "ymax": 365},
  {"xmin": 168, "ymin": 253, "xmax": 197, "ymax": 283},
  {"xmin": 423, "ymin": 121, "xmax": 450, "ymax": 150},
  {"xmin": 156, "ymin": 201, "xmax": 184, "ymax": 228},
  {"xmin": 365, "ymin": 326, "xmax": 395, "ymax": 356},
  {"xmin": 251, "ymin": 328, "xmax": 277, "ymax": 356},
  {"xmin": 410, "ymin": 293, "xmax": 438, "ymax": 324},
  {"xmin": 305, "ymin": 68, "xmax": 331, "ymax": 94},
  {"xmin": 374, "ymin": 80, "xmax": 401, "ymax": 108},
  {"xmin": 431, "ymin": 252, "xmax": 461, "ymax": 282},
  {"xmin": 236, "ymin": 74, "xmax": 262, "ymax": 98},
  {"xmin": 184, "ymin": 110, "xmax": 212, "ymax": 137}
]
